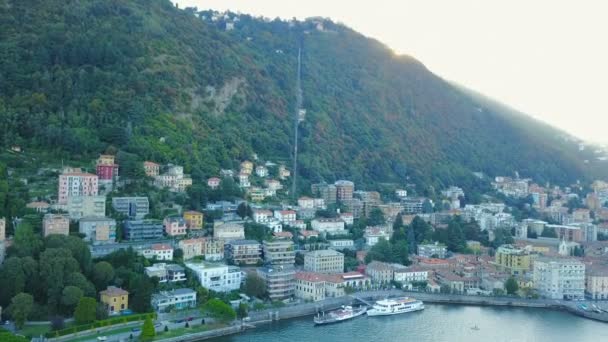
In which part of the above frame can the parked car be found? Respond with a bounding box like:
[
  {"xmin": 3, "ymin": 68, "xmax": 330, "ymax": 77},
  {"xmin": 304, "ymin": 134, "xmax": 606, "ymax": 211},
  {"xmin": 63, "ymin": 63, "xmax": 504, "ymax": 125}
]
[
  {"xmin": 131, "ymin": 327, "xmax": 141, "ymax": 332},
  {"xmin": 97, "ymin": 337, "xmax": 108, "ymax": 341}
]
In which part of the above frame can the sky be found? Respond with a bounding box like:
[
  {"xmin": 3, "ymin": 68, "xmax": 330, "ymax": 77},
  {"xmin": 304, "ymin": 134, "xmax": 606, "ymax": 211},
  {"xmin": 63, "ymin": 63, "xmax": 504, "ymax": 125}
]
[{"xmin": 176, "ymin": 0, "xmax": 608, "ymax": 143}]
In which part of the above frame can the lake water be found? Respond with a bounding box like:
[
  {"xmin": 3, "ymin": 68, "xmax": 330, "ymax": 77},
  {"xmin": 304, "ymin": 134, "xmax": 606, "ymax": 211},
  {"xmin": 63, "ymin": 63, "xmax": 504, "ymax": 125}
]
[{"xmin": 212, "ymin": 304, "xmax": 608, "ymax": 342}]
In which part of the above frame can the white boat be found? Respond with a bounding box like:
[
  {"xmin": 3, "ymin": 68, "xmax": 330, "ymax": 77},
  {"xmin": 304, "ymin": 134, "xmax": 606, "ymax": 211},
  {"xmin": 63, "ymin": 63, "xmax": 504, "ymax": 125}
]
[
  {"xmin": 367, "ymin": 297, "xmax": 424, "ymax": 316},
  {"xmin": 314, "ymin": 305, "xmax": 367, "ymax": 325}
]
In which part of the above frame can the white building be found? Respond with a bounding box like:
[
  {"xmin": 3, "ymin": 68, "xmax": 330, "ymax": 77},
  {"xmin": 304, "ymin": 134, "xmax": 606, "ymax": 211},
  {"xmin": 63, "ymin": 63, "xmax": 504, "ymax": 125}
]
[
  {"xmin": 328, "ymin": 239, "xmax": 355, "ymax": 250},
  {"xmin": 186, "ymin": 262, "xmax": 242, "ymax": 293},
  {"xmin": 392, "ymin": 266, "xmax": 429, "ymax": 285},
  {"xmin": 213, "ymin": 223, "xmax": 245, "ymax": 241},
  {"xmin": 533, "ymin": 258, "xmax": 585, "ymax": 300},
  {"xmin": 339, "ymin": 213, "xmax": 354, "ymax": 226},
  {"xmin": 253, "ymin": 210, "xmax": 273, "ymax": 223},
  {"xmin": 145, "ymin": 263, "xmax": 187, "ymax": 283},
  {"xmin": 141, "ymin": 243, "xmax": 174, "ymax": 261},
  {"xmin": 311, "ymin": 218, "xmax": 345, "ymax": 234},
  {"xmin": 151, "ymin": 288, "xmax": 197, "ymax": 312},
  {"xmin": 364, "ymin": 227, "xmax": 390, "ymax": 247},
  {"xmin": 274, "ymin": 210, "xmax": 297, "ymax": 225},
  {"xmin": 417, "ymin": 243, "xmax": 447, "ymax": 258}
]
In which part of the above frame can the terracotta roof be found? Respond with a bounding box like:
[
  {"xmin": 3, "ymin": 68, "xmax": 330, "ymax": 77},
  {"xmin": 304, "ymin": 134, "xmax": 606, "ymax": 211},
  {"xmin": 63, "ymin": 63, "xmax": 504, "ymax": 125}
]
[
  {"xmin": 152, "ymin": 243, "xmax": 172, "ymax": 251},
  {"xmin": 295, "ymin": 272, "xmax": 326, "ymax": 282},
  {"xmin": 273, "ymin": 231, "xmax": 293, "ymax": 238}
]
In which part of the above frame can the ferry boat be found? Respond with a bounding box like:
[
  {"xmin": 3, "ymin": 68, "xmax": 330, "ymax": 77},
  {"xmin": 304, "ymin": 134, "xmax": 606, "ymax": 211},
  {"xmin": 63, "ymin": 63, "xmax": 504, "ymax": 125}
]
[
  {"xmin": 314, "ymin": 305, "xmax": 367, "ymax": 325},
  {"xmin": 367, "ymin": 297, "xmax": 424, "ymax": 316}
]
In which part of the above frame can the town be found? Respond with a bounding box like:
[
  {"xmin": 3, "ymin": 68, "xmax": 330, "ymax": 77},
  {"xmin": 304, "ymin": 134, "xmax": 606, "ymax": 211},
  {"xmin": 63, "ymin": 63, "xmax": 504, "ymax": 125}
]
[{"xmin": 1, "ymin": 149, "xmax": 608, "ymax": 341}]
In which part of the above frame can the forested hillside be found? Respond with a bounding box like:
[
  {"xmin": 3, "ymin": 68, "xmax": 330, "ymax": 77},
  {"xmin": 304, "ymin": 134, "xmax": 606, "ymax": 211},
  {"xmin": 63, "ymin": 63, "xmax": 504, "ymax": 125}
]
[{"xmin": 0, "ymin": 0, "xmax": 602, "ymax": 191}]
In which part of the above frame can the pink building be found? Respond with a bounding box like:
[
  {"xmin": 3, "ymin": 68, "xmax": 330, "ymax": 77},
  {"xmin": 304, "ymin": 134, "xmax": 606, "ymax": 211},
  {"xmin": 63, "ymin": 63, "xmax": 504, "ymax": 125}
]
[
  {"xmin": 207, "ymin": 177, "xmax": 221, "ymax": 190},
  {"xmin": 143, "ymin": 161, "xmax": 160, "ymax": 177},
  {"xmin": 58, "ymin": 168, "xmax": 99, "ymax": 205},
  {"xmin": 96, "ymin": 164, "xmax": 119, "ymax": 181},
  {"xmin": 163, "ymin": 217, "xmax": 187, "ymax": 236}
]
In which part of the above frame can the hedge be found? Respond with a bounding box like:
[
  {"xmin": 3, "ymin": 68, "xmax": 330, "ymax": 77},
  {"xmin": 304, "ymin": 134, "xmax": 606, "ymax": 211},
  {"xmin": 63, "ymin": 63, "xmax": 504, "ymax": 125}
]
[{"xmin": 45, "ymin": 313, "xmax": 156, "ymax": 338}]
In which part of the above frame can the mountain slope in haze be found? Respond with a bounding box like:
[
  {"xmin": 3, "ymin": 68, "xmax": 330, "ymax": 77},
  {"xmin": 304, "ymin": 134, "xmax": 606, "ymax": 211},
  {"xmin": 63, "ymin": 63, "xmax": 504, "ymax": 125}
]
[{"xmin": 0, "ymin": 0, "xmax": 602, "ymax": 192}]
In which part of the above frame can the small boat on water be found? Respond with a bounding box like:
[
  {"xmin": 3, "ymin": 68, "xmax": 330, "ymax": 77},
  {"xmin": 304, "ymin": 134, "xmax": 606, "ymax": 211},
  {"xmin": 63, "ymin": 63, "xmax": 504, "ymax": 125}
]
[
  {"xmin": 314, "ymin": 305, "xmax": 367, "ymax": 325},
  {"xmin": 367, "ymin": 297, "xmax": 424, "ymax": 316}
]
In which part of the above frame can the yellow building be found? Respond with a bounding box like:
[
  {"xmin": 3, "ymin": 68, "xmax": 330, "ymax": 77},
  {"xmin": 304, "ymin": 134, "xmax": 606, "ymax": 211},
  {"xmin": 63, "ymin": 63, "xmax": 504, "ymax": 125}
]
[
  {"xmin": 100, "ymin": 286, "xmax": 129, "ymax": 315},
  {"xmin": 183, "ymin": 210, "xmax": 204, "ymax": 229},
  {"xmin": 240, "ymin": 161, "xmax": 253, "ymax": 175},
  {"xmin": 495, "ymin": 245, "xmax": 535, "ymax": 275}
]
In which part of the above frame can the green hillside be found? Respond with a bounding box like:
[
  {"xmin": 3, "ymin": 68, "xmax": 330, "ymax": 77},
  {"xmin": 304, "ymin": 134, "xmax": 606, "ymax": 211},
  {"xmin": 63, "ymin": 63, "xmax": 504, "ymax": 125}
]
[{"xmin": 0, "ymin": 0, "xmax": 601, "ymax": 191}]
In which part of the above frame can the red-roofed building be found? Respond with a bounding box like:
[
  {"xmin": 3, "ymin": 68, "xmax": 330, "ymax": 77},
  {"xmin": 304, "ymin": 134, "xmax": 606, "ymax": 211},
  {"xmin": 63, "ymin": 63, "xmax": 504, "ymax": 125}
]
[
  {"xmin": 299, "ymin": 230, "xmax": 319, "ymax": 240},
  {"xmin": 273, "ymin": 231, "xmax": 293, "ymax": 239},
  {"xmin": 207, "ymin": 177, "xmax": 221, "ymax": 189},
  {"xmin": 143, "ymin": 161, "xmax": 160, "ymax": 177},
  {"xmin": 141, "ymin": 243, "xmax": 173, "ymax": 260},
  {"xmin": 274, "ymin": 210, "xmax": 296, "ymax": 225}
]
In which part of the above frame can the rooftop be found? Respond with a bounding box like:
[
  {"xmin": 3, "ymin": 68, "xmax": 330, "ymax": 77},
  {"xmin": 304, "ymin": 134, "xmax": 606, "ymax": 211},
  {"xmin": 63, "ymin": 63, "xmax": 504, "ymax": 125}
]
[{"xmin": 101, "ymin": 286, "xmax": 128, "ymax": 296}]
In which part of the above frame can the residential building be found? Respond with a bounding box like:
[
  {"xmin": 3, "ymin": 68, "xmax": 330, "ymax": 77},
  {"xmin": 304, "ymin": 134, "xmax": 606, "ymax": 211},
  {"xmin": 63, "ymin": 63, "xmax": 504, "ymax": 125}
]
[
  {"xmin": 225, "ymin": 240, "xmax": 261, "ymax": 265},
  {"xmin": 58, "ymin": 168, "xmax": 99, "ymax": 205},
  {"xmin": 183, "ymin": 211, "xmax": 204, "ymax": 229},
  {"xmin": 393, "ymin": 266, "xmax": 429, "ymax": 286},
  {"xmin": 123, "ymin": 219, "xmax": 164, "ymax": 240},
  {"xmin": 238, "ymin": 172, "xmax": 250, "ymax": 188},
  {"xmin": 339, "ymin": 213, "xmax": 354, "ymax": 225},
  {"xmin": 186, "ymin": 262, "xmax": 243, "ymax": 292},
  {"xmin": 299, "ymin": 230, "xmax": 320, "ymax": 240},
  {"xmin": 366, "ymin": 261, "xmax": 394, "ymax": 284},
  {"xmin": 547, "ymin": 224, "xmax": 585, "ymax": 242},
  {"xmin": 207, "ymin": 177, "xmax": 221, "ymax": 190},
  {"xmin": 294, "ymin": 272, "xmax": 327, "ymax": 302},
  {"xmin": 297, "ymin": 197, "xmax": 325, "ymax": 210},
  {"xmin": 145, "ymin": 263, "xmax": 187, "ymax": 283},
  {"xmin": 213, "ymin": 223, "xmax": 245, "ymax": 241},
  {"xmin": 364, "ymin": 226, "xmax": 390, "ymax": 247},
  {"xmin": 573, "ymin": 209, "xmax": 592, "ymax": 223},
  {"xmin": 79, "ymin": 217, "xmax": 117, "ymax": 244},
  {"xmin": 258, "ymin": 265, "xmax": 295, "ymax": 300},
  {"xmin": 274, "ymin": 210, "xmax": 296, "ymax": 225},
  {"xmin": 495, "ymin": 245, "xmax": 535, "ymax": 275},
  {"xmin": 179, "ymin": 238, "xmax": 204, "ymax": 260},
  {"xmin": 265, "ymin": 179, "xmax": 282, "ymax": 191},
  {"xmin": 96, "ymin": 155, "xmax": 119, "ymax": 184},
  {"xmin": 311, "ymin": 183, "xmax": 337, "ymax": 205},
  {"xmin": 164, "ymin": 217, "xmax": 187, "ymax": 236},
  {"xmin": 304, "ymin": 250, "xmax": 344, "ymax": 274},
  {"xmin": 154, "ymin": 165, "xmax": 193, "ymax": 192},
  {"xmin": 43, "ymin": 214, "xmax": 70, "ymax": 236},
  {"xmin": 335, "ymin": 180, "xmax": 354, "ymax": 202},
  {"xmin": 100, "ymin": 286, "xmax": 129, "ymax": 315},
  {"xmin": 533, "ymin": 258, "xmax": 585, "ymax": 300},
  {"xmin": 278, "ymin": 165, "xmax": 290, "ymax": 180},
  {"xmin": 26, "ymin": 201, "xmax": 50, "ymax": 213},
  {"xmin": 202, "ymin": 238, "xmax": 225, "ymax": 261},
  {"xmin": 311, "ymin": 218, "xmax": 345, "ymax": 234},
  {"xmin": 263, "ymin": 239, "xmax": 295, "ymax": 265},
  {"xmin": 395, "ymin": 189, "xmax": 408, "ymax": 198},
  {"xmin": 435, "ymin": 270, "xmax": 481, "ymax": 294},
  {"xmin": 328, "ymin": 239, "xmax": 355, "ymax": 250},
  {"xmin": 143, "ymin": 161, "xmax": 160, "ymax": 177},
  {"xmin": 401, "ymin": 197, "xmax": 425, "ymax": 214},
  {"xmin": 152, "ymin": 288, "xmax": 197, "ymax": 312},
  {"xmin": 294, "ymin": 271, "xmax": 371, "ymax": 302},
  {"xmin": 253, "ymin": 209, "xmax": 273, "ymax": 224},
  {"xmin": 141, "ymin": 243, "xmax": 174, "ymax": 261},
  {"xmin": 248, "ymin": 187, "xmax": 266, "ymax": 202},
  {"xmin": 67, "ymin": 195, "xmax": 106, "ymax": 220},
  {"xmin": 240, "ymin": 161, "xmax": 253, "ymax": 175},
  {"xmin": 255, "ymin": 165, "xmax": 268, "ymax": 177},
  {"xmin": 442, "ymin": 186, "xmax": 465, "ymax": 199},
  {"xmin": 111, "ymin": 197, "xmax": 150, "ymax": 219},
  {"xmin": 417, "ymin": 243, "xmax": 447, "ymax": 259},
  {"xmin": 586, "ymin": 265, "xmax": 608, "ymax": 300}
]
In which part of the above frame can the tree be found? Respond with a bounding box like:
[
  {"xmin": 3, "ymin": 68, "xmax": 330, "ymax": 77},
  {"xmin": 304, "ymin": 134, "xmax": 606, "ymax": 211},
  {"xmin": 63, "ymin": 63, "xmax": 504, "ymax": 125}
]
[
  {"xmin": 11, "ymin": 222, "xmax": 43, "ymax": 258},
  {"xmin": 365, "ymin": 238, "xmax": 393, "ymax": 263},
  {"xmin": 237, "ymin": 303, "xmax": 248, "ymax": 319},
  {"xmin": 237, "ymin": 202, "xmax": 249, "ymax": 220},
  {"xmin": 203, "ymin": 299, "xmax": 236, "ymax": 322},
  {"xmin": 243, "ymin": 273, "xmax": 266, "ymax": 298},
  {"xmin": 505, "ymin": 277, "xmax": 519, "ymax": 295},
  {"xmin": 367, "ymin": 208, "xmax": 386, "ymax": 226},
  {"xmin": 8, "ymin": 293, "xmax": 34, "ymax": 329},
  {"xmin": 61, "ymin": 286, "xmax": 84, "ymax": 312},
  {"xmin": 50, "ymin": 316, "xmax": 65, "ymax": 331},
  {"xmin": 140, "ymin": 317, "xmax": 156, "ymax": 341},
  {"xmin": 74, "ymin": 297, "xmax": 97, "ymax": 325},
  {"xmin": 541, "ymin": 227, "xmax": 557, "ymax": 238},
  {"xmin": 130, "ymin": 275, "xmax": 154, "ymax": 313},
  {"xmin": 93, "ymin": 261, "xmax": 115, "ymax": 291},
  {"xmin": 446, "ymin": 218, "xmax": 466, "ymax": 252}
]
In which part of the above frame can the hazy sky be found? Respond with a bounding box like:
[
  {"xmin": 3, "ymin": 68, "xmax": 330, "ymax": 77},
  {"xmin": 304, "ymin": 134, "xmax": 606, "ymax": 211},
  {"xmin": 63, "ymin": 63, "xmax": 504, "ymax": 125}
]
[{"xmin": 176, "ymin": 0, "xmax": 608, "ymax": 143}]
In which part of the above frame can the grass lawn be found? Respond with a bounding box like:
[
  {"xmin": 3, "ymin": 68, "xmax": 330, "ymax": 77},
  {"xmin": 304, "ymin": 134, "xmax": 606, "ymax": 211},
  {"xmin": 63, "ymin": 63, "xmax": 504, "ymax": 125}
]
[
  {"xmin": 153, "ymin": 323, "xmax": 224, "ymax": 340},
  {"xmin": 63, "ymin": 326, "xmax": 136, "ymax": 342},
  {"xmin": 20, "ymin": 322, "xmax": 75, "ymax": 338}
]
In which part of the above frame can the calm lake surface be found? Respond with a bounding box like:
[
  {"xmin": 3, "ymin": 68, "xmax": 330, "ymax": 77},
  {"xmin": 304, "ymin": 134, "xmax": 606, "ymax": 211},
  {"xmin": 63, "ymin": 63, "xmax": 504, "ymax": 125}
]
[{"xmin": 212, "ymin": 304, "xmax": 608, "ymax": 342}]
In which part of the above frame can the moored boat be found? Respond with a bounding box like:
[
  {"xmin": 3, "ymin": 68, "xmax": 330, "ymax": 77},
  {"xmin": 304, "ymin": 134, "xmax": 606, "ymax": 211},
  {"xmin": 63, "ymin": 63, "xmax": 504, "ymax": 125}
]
[
  {"xmin": 367, "ymin": 297, "xmax": 424, "ymax": 316},
  {"xmin": 314, "ymin": 305, "xmax": 367, "ymax": 325}
]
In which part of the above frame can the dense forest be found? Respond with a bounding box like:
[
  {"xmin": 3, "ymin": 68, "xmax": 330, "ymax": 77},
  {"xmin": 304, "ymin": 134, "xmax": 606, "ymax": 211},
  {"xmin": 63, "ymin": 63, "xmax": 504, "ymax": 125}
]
[{"xmin": 0, "ymin": 0, "xmax": 604, "ymax": 193}]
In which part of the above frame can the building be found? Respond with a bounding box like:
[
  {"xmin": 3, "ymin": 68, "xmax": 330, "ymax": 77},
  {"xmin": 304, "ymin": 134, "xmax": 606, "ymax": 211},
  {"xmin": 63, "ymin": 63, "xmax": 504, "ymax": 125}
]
[
  {"xmin": 26, "ymin": 201, "xmax": 50, "ymax": 213},
  {"xmin": 546, "ymin": 224, "xmax": 585, "ymax": 243},
  {"xmin": 58, "ymin": 168, "xmax": 99, "ymax": 205},
  {"xmin": 395, "ymin": 189, "xmax": 408, "ymax": 198},
  {"xmin": 533, "ymin": 258, "xmax": 585, "ymax": 300},
  {"xmin": 43, "ymin": 214, "xmax": 70, "ymax": 237},
  {"xmin": 143, "ymin": 161, "xmax": 160, "ymax": 177},
  {"xmin": 154, "ymin": 165, "xmax": 193, "ymax": 192},
  {"xmin": 364, "ymin": 226, "xmax": 390, "ymax": 247},
  {"xmin": 339, "ymin": 213, "xmax": 354, "ymax": 226},
  {"xmin": 213, "ymin": 223, "xmax": 245, "ymax": 241},
  {"xmin": 67, "ymin": 195, "xmax": 106, "ymax": 220},
  {"xmin": 225, "ymin": 240, "xmax": 261, "ymax": 265},
  {"xmin": 202, "ymin": 238, "xmax": 225, "ymax": 261},
  {"xmin": 96, "ymin": 156, "xmax": 119, "ymax": 184},
  {"xmin": 207, "ymin": 177, "xmax": 221, "ymax": 190},
  {"xmin": 417, "ymin": 243, "xmax": 447, "ymax": 259},
  {"xmin": 152, "ymin": 288, "xmax": 197, "ymax": 312},
  {"xmin": 123, "ymin": 219, "xmax": 164, "ymax": 240},
  {"xmin": 186, "ymin": 262, "xmax": 243, "ymax": 292},
  {"xmin": 495, "ymin": 245, "xmax": 535, "ymax": 275},
  {"xmin": 311, "ymin": 218, "xmax": 345, "ymax": 234},
  {"xmin": 335, "ymin": 180, "xmax": 354, "ymax": 202},
  {"xmin": 164, "ymin": 217, "xmax": 187, "ymax": 236},
  {"xmin": 297, "ymin": 197, "xmax": 325, "ymax": 210},
  {"xmin": 255, "ymin": 165, "xmax": 268, "ymax": 177},
  {"xmin": 141, "ymin": 243, "xmax": 174, "ymax": 261},
  {"xmin": 79, "ymin": 217, "xmax": 117, "ymax": 244},
  {"xmin": 393, "ymin": 266, "xmax": 429, "ymax": 286},
  {"xmin": 304, "ymin": 250, "xmax": 344, "ymax": 274},
  {"xmin": 253, "ymin": 210, "xmax": 273, "ymax": 224},
  {"xmin": 311, "ymin": 183, "xmax": 337, "ymax": 205},
  {"xmin": 294, "ymin": 272, "xmax": 327, "ymax": 302},
  {"xmin": 263, "ymin": 239, "xmax": 295, "ymax": 265},
  {"xmin": 145, "ymin": 263, "xmax": 187, "ymax": 283},
  {"xmin": 299, "ymin": 230, "xmax": 320, "ymax": 240},
  {"xmin": 294, "ymin": 271, "xmax": 371, "ymax": 302},
  {"xmin": 183, "ymin": 211, "xmax": 204, "ymax": 229},
  {"xmin": 401, "ymin": 197, "xmax": 425, "ymax": 214},
  {"xmin": 0, "ymin": 218, "xmax": 4, "ymax": 241},
  {"xmin": 278, "ymin": 165, "xmax": 290, "ymax": 179},
  {"xmin": 258, "ymin": 265, "xmax": 296, "ymax": 300},
  {"xmin": 328, "ymin": 239, "xmax": 355, "ymax": 250},
  {"xmin": 238, "ymin": 172, "xmax": 250, "ymax": 188},
  {"xmin": 274, "ymin": 210, "xmax": 296, "ymax": 225},
  {"xmin": 111, "ymin": 197, "xmax": 150, "ymax": 219},
  {"xmin": 586, "ymin": 265, "xmax": 608, "ymax": 300},
  {"xmin": 179, "ymin": 238, "xmax": 204, "ymax": 260},
  {"xmin": 366, "ymin": 261, "xmax": 394, "ymax": 284},
  {"xmin": 240, "ymin": 161, "xmax": 253, "ymax": 175},
  {"xmin": 100, "ymin": 286, "xmax": 129, "ymax": 315}
]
